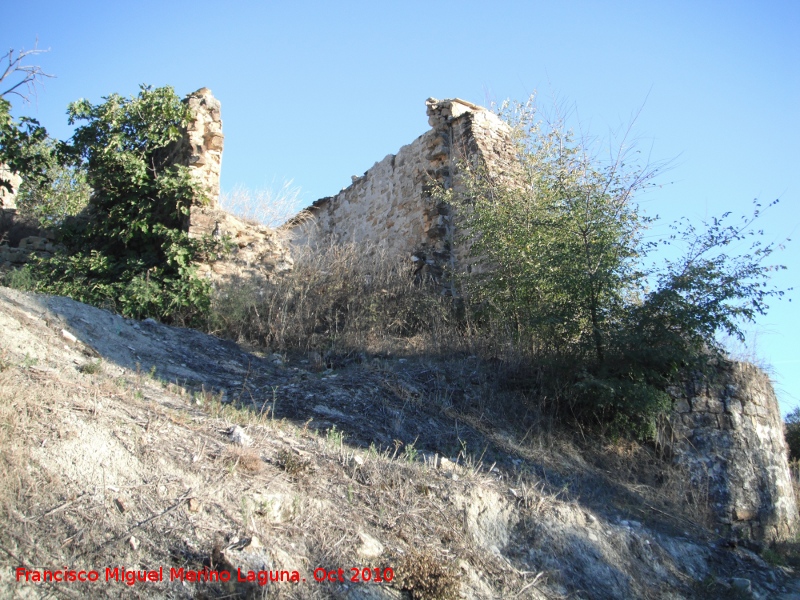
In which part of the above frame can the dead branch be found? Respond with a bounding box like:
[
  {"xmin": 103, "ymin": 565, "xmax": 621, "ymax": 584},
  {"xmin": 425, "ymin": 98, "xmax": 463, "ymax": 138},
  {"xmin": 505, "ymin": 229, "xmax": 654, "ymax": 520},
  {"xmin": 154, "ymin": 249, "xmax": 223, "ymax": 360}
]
[{"xmin": 1, "ymin": 40, "xmax": 54, "ymax": 103}]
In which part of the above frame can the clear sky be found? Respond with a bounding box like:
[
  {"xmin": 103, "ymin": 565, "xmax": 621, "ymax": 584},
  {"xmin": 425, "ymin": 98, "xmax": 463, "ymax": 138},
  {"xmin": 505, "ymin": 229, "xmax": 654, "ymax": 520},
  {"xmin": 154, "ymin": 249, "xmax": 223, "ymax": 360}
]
[{"xmin": 5, "ymin": 1, "xmax": 799, "ymax": 412}]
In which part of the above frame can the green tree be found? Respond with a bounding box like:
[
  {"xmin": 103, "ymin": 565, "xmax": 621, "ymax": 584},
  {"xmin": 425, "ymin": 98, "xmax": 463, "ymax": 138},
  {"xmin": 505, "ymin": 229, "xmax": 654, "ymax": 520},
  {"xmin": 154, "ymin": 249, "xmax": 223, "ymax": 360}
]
[
  {"xmin": 15, "ymin": 138, "xmax": 91, "ymax": 226},
  {"xmin": 30, "ymin": 85, "xmax": 218, "ymax": 324},
  {"xmin": 785, "ymin": 407, "xmax": 800, "ymax": 462},
  {"xmin": 0, "ymin": 44, "xmax": 53, "ymax": 193},
  {"xmin": 445, "ymin": 98, "xmax": 788, "ymax": 437}
]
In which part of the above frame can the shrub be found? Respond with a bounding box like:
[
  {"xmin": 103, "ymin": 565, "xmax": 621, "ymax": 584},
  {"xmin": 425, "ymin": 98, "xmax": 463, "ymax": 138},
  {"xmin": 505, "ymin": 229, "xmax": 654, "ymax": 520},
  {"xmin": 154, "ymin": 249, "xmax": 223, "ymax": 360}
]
[
  {"xmin": 398, "ymin": 550, "xmax": 460, "ymax": 600},
  {"xmin": 28, "ymin": 85, "xmax": 220, "ymax": 325},
  {"xmin": 207, "ymin": 241, "xmax": 458, "ymax": 357},
  {"xmin": 443, "ymin": 96, "xmax": 789, "ymax": 438},
  {"xmin": 14, "ymin": 138, "xmax": 91, "ymax": 227},
  {"xmin": 785, "ymin": 407, "xmax": 800, "ymax": 462}
]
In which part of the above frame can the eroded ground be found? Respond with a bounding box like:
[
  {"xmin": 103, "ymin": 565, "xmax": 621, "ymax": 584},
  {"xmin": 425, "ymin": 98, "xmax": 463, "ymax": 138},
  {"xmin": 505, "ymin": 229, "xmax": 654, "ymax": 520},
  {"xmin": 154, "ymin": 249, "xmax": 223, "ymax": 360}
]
[{"xmin": 1, "ymin": 287, "xmax": 799, "ymax": 599}]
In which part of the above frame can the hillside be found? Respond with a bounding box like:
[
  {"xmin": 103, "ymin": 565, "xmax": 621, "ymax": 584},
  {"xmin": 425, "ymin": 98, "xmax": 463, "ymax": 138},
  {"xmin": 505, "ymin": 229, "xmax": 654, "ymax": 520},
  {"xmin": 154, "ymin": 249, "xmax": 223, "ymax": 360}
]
[{"xmin": 2, "ymin": 286, "xmax": 800, "ymax": 600}]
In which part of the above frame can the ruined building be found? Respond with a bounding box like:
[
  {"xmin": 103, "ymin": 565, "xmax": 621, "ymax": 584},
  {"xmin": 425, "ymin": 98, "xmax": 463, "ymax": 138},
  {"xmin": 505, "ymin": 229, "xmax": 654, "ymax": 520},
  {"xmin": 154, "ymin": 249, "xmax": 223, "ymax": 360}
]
[
  {"xmin": 1, "ymin": 90, "xmax": 797, "ymax": 543},
  {"xmin": 287, "ymin": 98, "xmax": 518, "ymax": 279}
]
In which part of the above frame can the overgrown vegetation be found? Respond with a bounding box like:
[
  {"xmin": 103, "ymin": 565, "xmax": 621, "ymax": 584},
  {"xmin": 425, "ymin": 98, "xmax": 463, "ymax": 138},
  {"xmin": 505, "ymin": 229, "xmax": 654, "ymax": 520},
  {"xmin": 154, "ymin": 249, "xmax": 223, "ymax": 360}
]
[
  {"xmin": 433, "ymin": 98, "xmax": 789, "ymax": 437},
  {"xmin": 14, "ymin": 137, "xmax": 91, "ymax": 226},
  {"xmin": 25, "ymin": 85, "xmax": 221, "ymax": 324},
  {"xmin": 785, "ymin": 407, "xmax": 800, "ymax": 462},
  {"xmin": 207, "ymin": 241, "xmax": 459, "ymax": 357}
]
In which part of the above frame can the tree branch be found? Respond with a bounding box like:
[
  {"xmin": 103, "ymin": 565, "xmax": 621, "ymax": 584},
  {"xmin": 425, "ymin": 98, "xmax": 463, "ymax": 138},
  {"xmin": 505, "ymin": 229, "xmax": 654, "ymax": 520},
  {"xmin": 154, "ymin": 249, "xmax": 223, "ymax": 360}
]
[{"xmin": 0, "ymin": 41, "xmax": 54, "ymax": 103}]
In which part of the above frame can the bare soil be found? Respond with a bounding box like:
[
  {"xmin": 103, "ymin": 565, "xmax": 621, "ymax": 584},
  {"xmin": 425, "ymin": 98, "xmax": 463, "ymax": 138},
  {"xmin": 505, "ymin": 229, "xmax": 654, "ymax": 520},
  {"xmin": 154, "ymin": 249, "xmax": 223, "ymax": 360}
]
[{"xmin": 1, "ymin": 286, "xmax": 799, "ymax": 599}]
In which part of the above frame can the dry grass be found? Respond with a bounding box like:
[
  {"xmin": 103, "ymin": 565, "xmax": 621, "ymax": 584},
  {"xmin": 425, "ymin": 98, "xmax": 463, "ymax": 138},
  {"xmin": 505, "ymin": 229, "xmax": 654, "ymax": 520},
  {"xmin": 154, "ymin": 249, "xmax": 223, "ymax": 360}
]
[
  {"xmin": 208, "ymin": 241, "xmax": 465, "ymax": 359},
  {"xmin": 219, "ymin": 182, "xmax": 306, "ymax": 228},
  {"xmin": 1, "ymin": 288, "xmax": 790, "ymax": 599}
]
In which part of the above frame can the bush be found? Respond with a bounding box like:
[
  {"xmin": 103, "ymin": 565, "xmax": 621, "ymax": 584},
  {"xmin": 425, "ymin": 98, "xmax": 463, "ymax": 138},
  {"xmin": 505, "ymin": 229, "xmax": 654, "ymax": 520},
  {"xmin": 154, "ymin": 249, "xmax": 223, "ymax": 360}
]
[
  {"xmin": 785, "ymin": 407, "xmax": 800, "ymax": 462},
  {"xmin": 398, "ymin": 550, "xmax": 460, "ymax": 600},
  {"xmin": 28, "ymin": 85, "xmax": 220, "ymax": 325},
  {"xmin": 207, "ymin": 241, "xmax": 458, "ymax": 357},
  {"xmin": 443, "ymin": 96, "xmax": 788, "ymax": 438},
  {"xmin": 14, "ymin": 138, "xmax": 91, "ymax": 227}
]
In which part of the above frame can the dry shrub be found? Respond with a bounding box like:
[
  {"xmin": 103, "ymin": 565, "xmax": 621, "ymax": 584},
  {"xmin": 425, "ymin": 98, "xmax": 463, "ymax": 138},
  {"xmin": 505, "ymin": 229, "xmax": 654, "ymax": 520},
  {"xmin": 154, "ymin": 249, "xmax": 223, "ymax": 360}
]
[
  {"xmin": 276, "ymin": 448, "xmax": 310, "ymax": 476},
  {"xmin": 398, "ymin": 550, "xmax": 460, "ymax": 600},
  {"xmin": 209, "ymin": 241, "xmax": 461, "ymax": 357},
  {"xmin": 223, "ymin": 446, "xmax": 264, "ymax": 474}
]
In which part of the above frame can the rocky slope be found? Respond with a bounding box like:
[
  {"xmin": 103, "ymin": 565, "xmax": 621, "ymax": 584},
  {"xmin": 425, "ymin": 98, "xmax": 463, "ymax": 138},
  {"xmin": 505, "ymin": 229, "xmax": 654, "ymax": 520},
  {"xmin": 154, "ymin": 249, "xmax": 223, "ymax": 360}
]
[{"xmin": 1, "ymin": 286, "xmax": 799, "ymax": 600}]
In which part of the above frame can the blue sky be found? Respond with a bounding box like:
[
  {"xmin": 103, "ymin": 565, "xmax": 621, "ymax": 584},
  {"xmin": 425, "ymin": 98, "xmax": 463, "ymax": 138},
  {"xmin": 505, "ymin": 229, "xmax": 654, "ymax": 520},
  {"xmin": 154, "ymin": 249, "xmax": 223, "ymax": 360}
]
[{"xmin": 5, "ymin": 1, "xmax": 799, "ymax": 412}]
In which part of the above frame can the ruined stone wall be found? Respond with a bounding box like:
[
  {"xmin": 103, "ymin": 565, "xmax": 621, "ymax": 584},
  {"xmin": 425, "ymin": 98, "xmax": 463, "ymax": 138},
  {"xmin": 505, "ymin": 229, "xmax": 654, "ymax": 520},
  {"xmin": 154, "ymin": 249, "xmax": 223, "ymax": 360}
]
[
  {"xmin": 176, "ymin": 89, "xmax": 293, "ymax": 285},
  {"xmin": 181, "ymin": 88, "xmax": 224, "ymax": 208},
  {"xmin": 191, "ymin": 206, "xmax": 294, "ymax": 285},
  {"xmin": 286, "ymin": 97, "xmax": 797, "ymax": 544},
  {"xmin": 667, "ymin": 361, "xmax": 797, "ymax": 543},
  {"xmin": 0, "ymin": 164, "xmax": 21, "ymax": 210},
  {"xmin": 287, "ymin": 98, "xmax": 517, "ymax": 279}
]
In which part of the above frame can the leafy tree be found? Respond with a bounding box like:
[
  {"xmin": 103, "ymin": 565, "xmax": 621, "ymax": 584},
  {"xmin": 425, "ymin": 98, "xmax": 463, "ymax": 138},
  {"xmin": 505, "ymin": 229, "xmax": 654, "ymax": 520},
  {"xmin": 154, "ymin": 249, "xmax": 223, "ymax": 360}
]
[
  {"xmin": 30, "ymin": 85, "xmax": 219, "ymax": 324},
  {"xmin": 445, "ymin": 98, "xmax": 788, "ymax": 437},
  {"xmin": 785, "ymin": 407, "xmax": 800, "ymax": 462},
  {"xmin": 15, "ymin": 138, "xmax": 91, "ymax": 226},
  {"xmin": 0, "ymin": 44, "xmax": 53, "ymax": 193},
  {"xmin": 0, "ymin": 99, "xmax": 49, "ymax": 195}
]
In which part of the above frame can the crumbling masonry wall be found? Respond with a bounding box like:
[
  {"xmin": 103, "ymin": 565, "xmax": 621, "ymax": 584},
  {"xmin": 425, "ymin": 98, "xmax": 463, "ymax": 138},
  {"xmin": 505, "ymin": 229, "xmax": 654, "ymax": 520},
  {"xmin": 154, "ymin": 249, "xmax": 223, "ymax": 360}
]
[
  {"xmin": 668, "ymin": 361, "xmax": 798, "ymax": 542},
  {"xmin": 181, "ymin": 87, "xmax": 224, "ymax": 208},
  {"xmin": 286, "ymin": 97, "xmax": 797, "ymax": 543},
  {"xmin": 286, "ymin": 98, "xmax": 517, "ymax": 279},
  {"xmin": 177, "ymin": 89, "xmax": 293, "ymax": 283}
]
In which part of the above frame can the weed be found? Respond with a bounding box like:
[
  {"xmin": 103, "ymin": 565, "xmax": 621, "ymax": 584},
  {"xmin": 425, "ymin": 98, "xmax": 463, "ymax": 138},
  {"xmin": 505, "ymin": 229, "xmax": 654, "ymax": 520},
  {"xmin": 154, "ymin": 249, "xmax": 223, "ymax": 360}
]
[
  {"xmin": 276, "ymin": 449, "xmax": 309, "ymax": 476},
  {"xmin": 398, "ymin": 550, "xmax": 460, "ymax": 600},
  {"xmin": 80, "ymin": 360, "xmax": 103, "ymax": 375},
  {"xmin": 326, "ymin": 425, "xmax": 345, "ymax": 448},
  {"xmin": 403, "ymin": 440, "xmax": 419, "ymax": 464},
  {"xmin": 760, "ymin": 546, "xmax": 784, "ymax": 566},
  {"xmin": 219, "ymin": 182, "xmax": 305, "ymax": 228}
]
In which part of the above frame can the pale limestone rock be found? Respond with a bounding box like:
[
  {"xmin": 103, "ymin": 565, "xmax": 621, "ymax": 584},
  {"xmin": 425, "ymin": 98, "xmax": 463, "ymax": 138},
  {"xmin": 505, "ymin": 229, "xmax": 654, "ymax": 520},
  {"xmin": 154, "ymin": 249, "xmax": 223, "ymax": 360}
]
[{"xmin": 356, "ymin": 531, "xmax": 384, "ymax": 558}]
